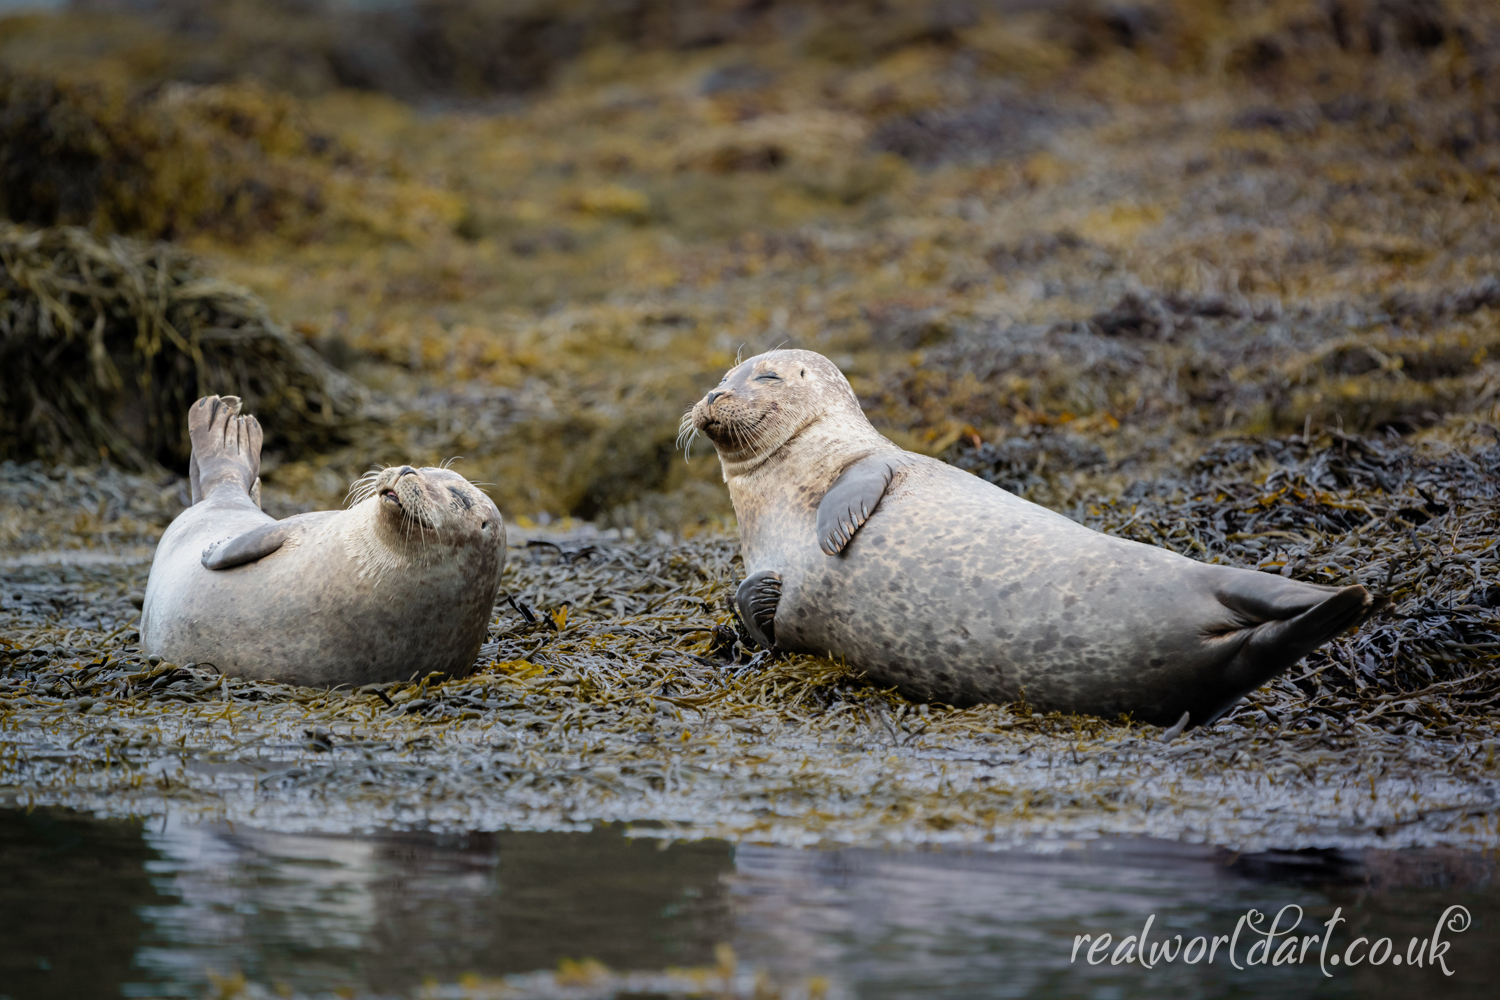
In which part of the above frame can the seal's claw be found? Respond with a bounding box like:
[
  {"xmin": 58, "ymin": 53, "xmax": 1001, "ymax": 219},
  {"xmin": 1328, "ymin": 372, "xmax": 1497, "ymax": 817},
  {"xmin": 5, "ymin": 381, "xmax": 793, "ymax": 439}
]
[
  {"xmin": 1159, "ymin": 710, "xmax": 1190, "ymax": 742},
  {"xmin": 735, "ymin": 570, "xmax": 782, "ymax": 650},
  {"xmin": 817, "ymin": 456, "xmax": 899, "ymax": 556}
]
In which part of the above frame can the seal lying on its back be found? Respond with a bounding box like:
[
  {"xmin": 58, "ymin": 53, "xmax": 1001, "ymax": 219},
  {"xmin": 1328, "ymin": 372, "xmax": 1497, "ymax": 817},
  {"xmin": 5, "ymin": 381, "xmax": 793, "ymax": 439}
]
[
  {"xmin": 141, "ymin": 396, "xmax": 505, "ymax": 687},
  {"xmin": 686, "ymin": 350, "xmax": 1378, "ymax": 727}
]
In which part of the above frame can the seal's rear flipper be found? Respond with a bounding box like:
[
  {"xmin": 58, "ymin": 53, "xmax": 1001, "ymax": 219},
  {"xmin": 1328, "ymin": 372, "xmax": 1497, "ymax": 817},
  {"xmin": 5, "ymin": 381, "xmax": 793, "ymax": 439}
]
[
  {"xmin": 1240, "ymin": 583, "xmax": 1375, "ymax": 665},
  {"xmin": 188, "ymin": 395, "xmax": 263, "ymax": 504},
  {"xmin": 735, "ymin": 570, "xmax": 782, "ymax": 650},
  {"xmin": 202, "ymin": 523, "xmax": 288, "ymax": 570},
  {"xmin": 1201, "ymin": 579, "xmax": 1377, "ymax": 724},
  {"xmin": 817, "ymin": 455, "xmax": 900, "ymax": 555}
]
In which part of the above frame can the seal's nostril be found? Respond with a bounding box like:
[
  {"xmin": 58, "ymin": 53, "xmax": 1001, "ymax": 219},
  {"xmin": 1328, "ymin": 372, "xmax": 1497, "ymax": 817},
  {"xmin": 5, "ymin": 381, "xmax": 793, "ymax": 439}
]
[
  {"xmin": 396, "ymin": 466, "xmax": 417, "ymax": 479},
  {"xmin": 706, "ymin": 390, "xmax": 725, "ymax": 405}
]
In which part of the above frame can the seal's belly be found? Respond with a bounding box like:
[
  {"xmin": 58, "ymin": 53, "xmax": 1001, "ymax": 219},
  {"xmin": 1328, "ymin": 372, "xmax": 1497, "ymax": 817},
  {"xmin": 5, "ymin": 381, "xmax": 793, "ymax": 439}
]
[
  {"xmin": 771, "ymin": 476, "xmax": 1229, "ymax": 716},
  {"xmin": 142, "ymin": 509, "xmax": 496, "ymax": 686}
]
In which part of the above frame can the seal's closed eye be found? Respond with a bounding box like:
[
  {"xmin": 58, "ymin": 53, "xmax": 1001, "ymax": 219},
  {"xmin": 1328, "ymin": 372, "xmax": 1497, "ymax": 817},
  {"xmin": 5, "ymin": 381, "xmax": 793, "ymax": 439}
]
[
  {"xmin": 202, "ymin": 523, "xmax": 289, "ymax": 570},
  {"xmin": 817, "ymin": 455, "xmax": 900, "ymax": 556}
]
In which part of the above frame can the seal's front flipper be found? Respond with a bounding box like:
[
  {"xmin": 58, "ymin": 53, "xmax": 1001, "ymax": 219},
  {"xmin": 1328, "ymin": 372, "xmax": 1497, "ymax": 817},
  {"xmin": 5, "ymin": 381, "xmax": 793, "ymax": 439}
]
[
  {"xmin": 188, "ymin": 395, "xmax": 263, "ymax": 503},
  {"xmin": 817, "ymin": 455, "xmax": 900, "ymax": 555},
  {"xmin": 735, "ymin": 570, "xmax": 782, "ymax": 650},
  {"xmin": 202, "ymin": 523, "xmax": 288, "ymax": 570}
]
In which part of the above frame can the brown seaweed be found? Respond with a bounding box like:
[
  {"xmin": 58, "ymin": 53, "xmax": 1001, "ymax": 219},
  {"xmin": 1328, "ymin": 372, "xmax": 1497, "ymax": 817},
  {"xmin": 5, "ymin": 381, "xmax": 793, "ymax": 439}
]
[{"xmin": 0, "ymin": 223, "xmax": 365, "ymax": 470}]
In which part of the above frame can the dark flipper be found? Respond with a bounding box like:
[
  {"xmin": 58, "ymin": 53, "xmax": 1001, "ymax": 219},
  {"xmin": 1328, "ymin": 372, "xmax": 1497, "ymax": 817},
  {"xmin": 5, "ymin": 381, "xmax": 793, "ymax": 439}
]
[
  {"xmin": 1238, "ymin": 583, "xmax": 1375, "ymax": 668},
  {"xmin": 735, "ymin": 570, "xmax": 782, "ymax": 650},
  {"xmin": 1216, "ymin": 570, "xmax": 1351, "ymax": 622},
  {"xmin": 817, "ymin": 455, "xmax": 900, "ymax": 556},
  {"xmin": 1199, "ymin": 574, "xmax": 1379, "ymax": 725},
  {"xmin": 202, "ymin": 523, "xmax": 289, "ymax": 570}
]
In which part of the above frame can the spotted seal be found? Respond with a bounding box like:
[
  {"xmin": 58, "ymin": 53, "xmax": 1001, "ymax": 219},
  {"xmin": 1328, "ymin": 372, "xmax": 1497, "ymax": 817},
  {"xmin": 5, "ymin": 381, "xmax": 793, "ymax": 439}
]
[
  {"xmin": 140, "ymin": 396, "xmax": 505, "ymax": 687},
  {"xmin": 685, "ymin": 349, "xmax": 1377, "ymax": 727}
]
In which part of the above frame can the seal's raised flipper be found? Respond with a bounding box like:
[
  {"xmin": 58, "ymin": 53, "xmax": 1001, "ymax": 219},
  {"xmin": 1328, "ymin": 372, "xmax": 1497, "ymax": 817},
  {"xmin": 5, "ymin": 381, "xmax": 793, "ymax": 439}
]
[
  {"xmin": 188, "ymin": 395, "xmax": 262, "ymax": 504},
  {"xmin": 202, "ymin": 523, "xmax": 289, "ymax": 571},
  {"xmin": 817, "ymin": 456, "xmax": 899, "ymax": 555},
  {"xmin": 735, "ymin": 570, "xmax": 782, "ymax": 650}
]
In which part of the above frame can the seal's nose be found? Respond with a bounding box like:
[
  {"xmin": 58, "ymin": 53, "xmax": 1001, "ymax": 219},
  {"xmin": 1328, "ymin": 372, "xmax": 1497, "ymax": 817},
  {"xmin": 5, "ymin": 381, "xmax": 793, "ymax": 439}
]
[
  {"xmin": 396, "ymin": 466, "xmax": 417, "ymax": 480},
  {"xmin": 705, "ymin": 390, "xmax": 726, "ymax": 405}
]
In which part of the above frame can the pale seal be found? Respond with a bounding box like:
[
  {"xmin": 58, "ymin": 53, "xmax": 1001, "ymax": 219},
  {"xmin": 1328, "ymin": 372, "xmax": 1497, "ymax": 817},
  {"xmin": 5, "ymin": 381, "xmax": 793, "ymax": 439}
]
[
  {"xmin": 685, "ymin": 349, "xmax": 1377, "ymax": 727},
  {"xmin": 140, "ymin": 396, "xmax": 506, "ymax": 687}
]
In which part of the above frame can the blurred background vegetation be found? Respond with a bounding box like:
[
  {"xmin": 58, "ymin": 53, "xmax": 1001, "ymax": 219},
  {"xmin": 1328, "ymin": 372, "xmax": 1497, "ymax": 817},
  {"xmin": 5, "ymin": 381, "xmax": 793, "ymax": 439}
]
[{"xmin": 0, "ymin": 0, "xmax": 1496, "ymax": 532}]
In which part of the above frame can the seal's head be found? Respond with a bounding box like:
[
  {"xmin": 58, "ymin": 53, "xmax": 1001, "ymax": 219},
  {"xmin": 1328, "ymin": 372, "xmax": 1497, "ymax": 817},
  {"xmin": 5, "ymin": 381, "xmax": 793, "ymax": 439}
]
[
  {"xmin": 346, "ymin": 465, "xmax": 504, "ymax": 568},
  {"xmin": 683, "ymin": 349, "xmax": 877, "ymax": 474}
]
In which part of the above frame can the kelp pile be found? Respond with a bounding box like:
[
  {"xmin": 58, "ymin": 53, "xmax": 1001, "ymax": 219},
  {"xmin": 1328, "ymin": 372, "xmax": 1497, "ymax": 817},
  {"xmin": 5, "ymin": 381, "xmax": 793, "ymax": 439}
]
[{"xmin": 0, "ymin": 223, "xmax": 364, "ymax": 470}]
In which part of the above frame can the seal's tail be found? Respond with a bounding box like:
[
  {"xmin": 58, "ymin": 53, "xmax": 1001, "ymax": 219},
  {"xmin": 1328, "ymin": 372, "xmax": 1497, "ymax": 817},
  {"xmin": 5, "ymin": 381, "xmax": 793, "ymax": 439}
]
[{"xmin": 188, "ymin": 395, "xmax": 263, "ymax": 505}]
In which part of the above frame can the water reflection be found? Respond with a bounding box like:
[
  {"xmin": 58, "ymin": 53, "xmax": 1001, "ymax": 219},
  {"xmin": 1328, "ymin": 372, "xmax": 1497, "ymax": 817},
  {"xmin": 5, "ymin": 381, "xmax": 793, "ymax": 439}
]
[
  {"xmin": 0, "ymin": 810, "xmax": 1496, "ymax": 1000},
  {"xmin": 134, "ymin": 819, "xmax": 733, "ymax": 995},
  {"xmin": 0, "ymin": 810, "xmax": 168, "ymax": 1000},
  {"xmin": 729, "ymin": 840, "xmax": 1499, "ymax": 998}
]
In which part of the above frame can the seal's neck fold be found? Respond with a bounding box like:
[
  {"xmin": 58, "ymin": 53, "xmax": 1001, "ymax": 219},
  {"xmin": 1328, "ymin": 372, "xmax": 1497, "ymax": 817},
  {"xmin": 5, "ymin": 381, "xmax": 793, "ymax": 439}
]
[{"xmin": 721, "ymin": 411, "xmax": 893, "ymax": 486}]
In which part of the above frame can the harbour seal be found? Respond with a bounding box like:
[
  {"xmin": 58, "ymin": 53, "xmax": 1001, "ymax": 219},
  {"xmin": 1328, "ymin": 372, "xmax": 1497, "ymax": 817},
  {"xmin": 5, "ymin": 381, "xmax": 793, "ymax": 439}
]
[
  {"xmin": 686, "ymin": 349, "xmax": 1377, "ymax": 727},
  {"xmin": 140, "ymin": 395, "xmax": 506, "ymax": 687}
]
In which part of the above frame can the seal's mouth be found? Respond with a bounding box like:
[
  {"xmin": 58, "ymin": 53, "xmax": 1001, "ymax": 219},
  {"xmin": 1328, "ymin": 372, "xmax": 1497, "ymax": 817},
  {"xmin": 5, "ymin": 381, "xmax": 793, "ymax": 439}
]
[
  {"xmin": 382, "ymin": 489, "xmax": 402, "ymax": 510},
  {"xmin": 698, "ymin": 407, "xmax": 766, "ymax": 447}
]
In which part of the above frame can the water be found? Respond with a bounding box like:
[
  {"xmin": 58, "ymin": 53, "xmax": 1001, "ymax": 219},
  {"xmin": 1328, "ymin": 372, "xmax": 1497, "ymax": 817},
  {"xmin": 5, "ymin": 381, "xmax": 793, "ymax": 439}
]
[{"xmin": 2, "ymin": 809, "xmax": 1496, "ymax": 999}]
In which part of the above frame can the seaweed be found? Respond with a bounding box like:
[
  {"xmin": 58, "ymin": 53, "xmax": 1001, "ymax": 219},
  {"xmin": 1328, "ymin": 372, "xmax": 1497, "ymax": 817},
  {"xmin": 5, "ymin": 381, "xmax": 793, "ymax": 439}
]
[
  {"xmin": 0, "ymin": 69, "xmax": 459, "ymax": 243},
  {"xmin": 3, "ymin": 0, "xmax": 1500, "ymax": 862},
  {"xmin": 0, "ymin": 223, "xmax": 365, "ymax": 470},
  {"xmin": 1084, "ymin": 426, "xmax": 1500, "ymax": 735},
  {"xmin": 2, "ymin": 440, "xmax": 1498, "ymax": 852}
]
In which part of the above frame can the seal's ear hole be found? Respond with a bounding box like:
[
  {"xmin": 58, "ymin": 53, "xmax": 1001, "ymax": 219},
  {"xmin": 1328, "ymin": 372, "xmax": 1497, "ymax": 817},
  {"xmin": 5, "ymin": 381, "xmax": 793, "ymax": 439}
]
[{"xmin": 800, "ymin": 369, "xmax": 806, "ymax": 377}]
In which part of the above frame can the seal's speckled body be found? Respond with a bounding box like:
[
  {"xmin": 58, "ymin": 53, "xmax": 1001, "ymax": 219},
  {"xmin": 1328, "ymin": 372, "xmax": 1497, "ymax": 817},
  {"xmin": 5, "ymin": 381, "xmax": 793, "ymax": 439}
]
[
  {"xmin": 142, "ymin": 396, "xmax": 505, "ymax": 687},
  {"xmin": 688, "ymin": 350, "xmax": 1376, "ymax": 727}
]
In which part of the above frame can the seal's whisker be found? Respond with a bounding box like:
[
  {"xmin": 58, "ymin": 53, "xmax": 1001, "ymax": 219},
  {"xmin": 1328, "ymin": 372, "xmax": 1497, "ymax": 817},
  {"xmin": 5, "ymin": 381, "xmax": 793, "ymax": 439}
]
[
  {"xmin": 345, "ymin": 467, "xmax": 384, "ymax": 508},
  {"xmin": 676, "ymin": 410, "xmax": 699, "ymax": 461}
]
